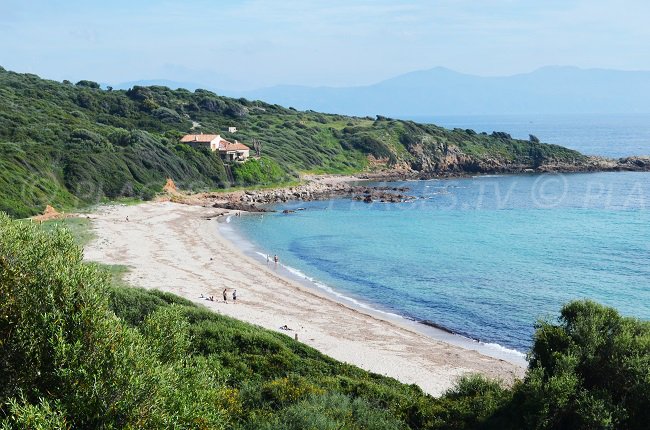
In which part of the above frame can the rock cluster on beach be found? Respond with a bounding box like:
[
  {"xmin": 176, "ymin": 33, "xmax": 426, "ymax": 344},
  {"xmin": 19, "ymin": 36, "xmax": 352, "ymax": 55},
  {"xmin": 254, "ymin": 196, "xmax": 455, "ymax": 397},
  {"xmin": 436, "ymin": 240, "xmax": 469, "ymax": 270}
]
[{"xmin": 210, "ymin": 180, "xmax": 414, "ymax": 212}]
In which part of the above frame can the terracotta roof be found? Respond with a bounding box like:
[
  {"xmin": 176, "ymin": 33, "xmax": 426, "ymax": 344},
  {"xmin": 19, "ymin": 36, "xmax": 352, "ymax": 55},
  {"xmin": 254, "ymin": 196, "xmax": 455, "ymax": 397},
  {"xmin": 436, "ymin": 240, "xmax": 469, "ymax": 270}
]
[
  {"xmin": 180, "ymin": 134, "xmax": 219, "ymax": 143},
  {"xmin": 219, "ymin": 141, "xmax": 250, "ymax": 151}
]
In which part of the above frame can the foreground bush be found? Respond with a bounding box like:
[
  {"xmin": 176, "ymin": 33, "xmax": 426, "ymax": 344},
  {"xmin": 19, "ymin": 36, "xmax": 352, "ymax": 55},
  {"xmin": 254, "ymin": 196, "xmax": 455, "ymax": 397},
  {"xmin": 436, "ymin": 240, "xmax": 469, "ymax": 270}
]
[
  {"xmin": 1, "ymin": 215, "xmax": 648, "ymax": 429},
  {"xmin": 0, "ymin": 214, "xmax": 228, "ymax": 428},
  {"xmin": 502, "ymin": 301, "xmax": 650, "ymax": 430}
]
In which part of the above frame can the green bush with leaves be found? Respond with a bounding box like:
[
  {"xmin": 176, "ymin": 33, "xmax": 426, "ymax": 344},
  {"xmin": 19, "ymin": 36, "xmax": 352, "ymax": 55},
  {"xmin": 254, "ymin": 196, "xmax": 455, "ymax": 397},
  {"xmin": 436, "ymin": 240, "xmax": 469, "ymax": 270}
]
[
  {"xmin": 500, "ymin": 301, "xmax": 650, "ymax": 430},
  {"xmin": 231, "ymin": 156, "xmax": 289, "ymax": 185},
  {"xmin": 3, "ymin": 215, "xmax": 647, "ymax": 429},
  {"xmin": 0, "ymin": 214, "xmax": 227, "ymax": 428}
]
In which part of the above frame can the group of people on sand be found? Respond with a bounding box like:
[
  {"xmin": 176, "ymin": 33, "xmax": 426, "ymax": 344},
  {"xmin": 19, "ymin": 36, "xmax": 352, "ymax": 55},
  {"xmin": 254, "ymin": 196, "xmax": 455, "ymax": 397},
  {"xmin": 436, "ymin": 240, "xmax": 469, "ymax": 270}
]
[
  {"xmin": 199, "ymin": 252, "xmax": 278, "ymax": 306},
  {"xmin": 201, "ymin": 288, "xmax": 237, "ymax": 303},
  {"xmin": 223, "ymin": 288, "xmax": 237, "ymax": 303}
]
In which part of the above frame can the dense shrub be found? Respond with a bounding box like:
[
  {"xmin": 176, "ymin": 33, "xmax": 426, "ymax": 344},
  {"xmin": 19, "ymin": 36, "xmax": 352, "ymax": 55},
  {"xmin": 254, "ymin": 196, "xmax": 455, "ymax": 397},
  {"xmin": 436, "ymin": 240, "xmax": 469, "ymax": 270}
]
[
  {"xmin": 0, "ymin": 67, "xmax": 585, "ymax": 217},
  {"xmin": 231, "ymin": 156, "xmax": 288, "ymax": 185},
  {"xmin": 1, "ymin": 216, "xmax": 648, "ymax": 429},
  {"xmin": 75, "ymin": 80, "xmax": 100, "ymax": 89},
  {"xmin": 0, "ymin": 214, "xmax": 227, "ymax": 428},
  {"xmin": 502, "ymin": 301, "xmax": 650, "ymax": 430}
]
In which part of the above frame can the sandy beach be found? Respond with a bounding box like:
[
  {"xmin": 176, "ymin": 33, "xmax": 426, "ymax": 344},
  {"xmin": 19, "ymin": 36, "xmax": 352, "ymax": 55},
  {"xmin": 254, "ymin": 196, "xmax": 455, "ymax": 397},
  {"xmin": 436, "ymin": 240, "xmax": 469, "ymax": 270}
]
[{"xmin": 84, "ymin": 201, "xmax": 525, "ymax": 396}]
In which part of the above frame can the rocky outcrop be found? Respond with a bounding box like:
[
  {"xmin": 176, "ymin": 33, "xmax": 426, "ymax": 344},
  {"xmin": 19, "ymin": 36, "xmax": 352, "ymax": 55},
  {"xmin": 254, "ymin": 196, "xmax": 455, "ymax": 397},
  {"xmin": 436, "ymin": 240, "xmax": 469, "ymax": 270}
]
[
  {"xmin": 211, "ymin": 201, "xmax": 272, "ymax": 213},
  {"xmin": 402, "ymin": 137, "xmax": 650, "ymax": 176},
  {"xmin": 209, "ymin": 182, "xmax": 414, "ymax": 211},
  {"xmin": 200, "ymin": 151, "xmax": 650, "ymax": 212},
  {"xmin": 534, "ymin": 156, "xmax": 650, "ymax": 173},
  {"xmin": 613, "ymin": 156, "xmax": 650, "ymax": 171},
  {"xmin": 350, "ymin": 187, "xmax": 414, "ymax": 203},
  {"xmin": 413, "ymin": 152, "xmax": 650, "ymax": 177}
]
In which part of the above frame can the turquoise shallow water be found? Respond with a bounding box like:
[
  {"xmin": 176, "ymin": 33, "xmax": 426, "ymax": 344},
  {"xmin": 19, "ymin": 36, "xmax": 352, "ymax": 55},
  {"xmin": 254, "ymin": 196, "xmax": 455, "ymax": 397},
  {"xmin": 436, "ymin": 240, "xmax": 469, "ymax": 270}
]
[{"xmin": 232, "ymin": 172, "xmax": 650, "ymax": 353}]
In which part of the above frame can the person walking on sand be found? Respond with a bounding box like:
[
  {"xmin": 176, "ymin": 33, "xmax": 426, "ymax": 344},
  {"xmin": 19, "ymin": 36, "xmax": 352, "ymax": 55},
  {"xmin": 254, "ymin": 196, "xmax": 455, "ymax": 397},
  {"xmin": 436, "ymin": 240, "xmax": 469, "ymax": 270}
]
[
  {"xmin": 233, "ymin": 289, "xmax": 237, "ymax": 303},
  {"xmin": 223, "ymin": 288, "xmax": 228, "ymax": 303},
  {"xmin": 274, "ymin": 254, "xmax": 279, "ymax": 266}
]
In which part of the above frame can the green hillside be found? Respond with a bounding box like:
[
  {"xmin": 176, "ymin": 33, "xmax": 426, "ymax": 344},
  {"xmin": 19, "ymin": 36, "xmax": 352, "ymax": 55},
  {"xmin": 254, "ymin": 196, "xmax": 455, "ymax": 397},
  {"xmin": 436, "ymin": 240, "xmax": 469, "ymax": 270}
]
[
  {"xmin": 2, "ymin": 215, "xmax": 649, "ymax": 429},
  {"xmin": 0, "ymin": 67, "xmax": 585, "ymax": 218}
]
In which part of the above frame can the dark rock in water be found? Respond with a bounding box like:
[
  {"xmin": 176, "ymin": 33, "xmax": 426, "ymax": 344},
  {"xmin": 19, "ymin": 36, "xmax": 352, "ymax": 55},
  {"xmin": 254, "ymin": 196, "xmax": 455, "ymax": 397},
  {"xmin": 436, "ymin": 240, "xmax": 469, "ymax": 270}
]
[
  {"xmin": 420, "ymin": 320, "xmax": 456, "ymax": 335},
  {"xmin": 212, "ymin": 201, "xmax": 273, "ymax": 213},
  {"xmin": 363, "ymin": 195, "xmax": 373, "ymax": 203}
]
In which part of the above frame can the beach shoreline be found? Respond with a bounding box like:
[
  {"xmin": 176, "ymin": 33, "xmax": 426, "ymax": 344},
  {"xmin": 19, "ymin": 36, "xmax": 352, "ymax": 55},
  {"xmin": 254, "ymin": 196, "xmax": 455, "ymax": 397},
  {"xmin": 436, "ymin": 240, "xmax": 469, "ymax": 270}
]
[
  {"xmin": 219, "ymin": 217, "xmax": 528, "ymax": 366},
  {"xmin": 84, "ymin": 201, "xmax": 526, "ymax": 396}
]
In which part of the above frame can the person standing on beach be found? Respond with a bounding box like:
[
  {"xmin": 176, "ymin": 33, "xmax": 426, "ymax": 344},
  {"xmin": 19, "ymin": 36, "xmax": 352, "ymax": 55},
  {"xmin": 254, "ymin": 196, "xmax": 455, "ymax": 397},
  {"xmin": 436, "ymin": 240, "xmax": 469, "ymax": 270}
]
[
  {"xmin": 233, "ymin": 289, "xmax": 237, "ymax": 303},
  {"xmin": 223, "ymin": 288, "xmax": 228, "ymax": 302},
  {"xmin": 274, "ymin": 254, "xmax": 279, "ymax": 266}
]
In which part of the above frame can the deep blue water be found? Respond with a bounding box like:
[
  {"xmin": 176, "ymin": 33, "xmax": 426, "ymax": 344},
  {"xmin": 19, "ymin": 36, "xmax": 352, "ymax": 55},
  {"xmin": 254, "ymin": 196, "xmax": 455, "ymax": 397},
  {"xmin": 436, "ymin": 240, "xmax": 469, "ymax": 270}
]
[{"xmin": 231, "ymin": 116, "xmax": 650, "ymax": 354}]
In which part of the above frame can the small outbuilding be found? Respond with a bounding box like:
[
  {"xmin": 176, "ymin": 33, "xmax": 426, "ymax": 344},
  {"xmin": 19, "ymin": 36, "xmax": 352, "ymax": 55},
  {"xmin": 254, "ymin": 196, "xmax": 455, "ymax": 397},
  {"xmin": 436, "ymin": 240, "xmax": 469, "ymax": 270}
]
[{"xmin": 219, "ymin": 140, "xmax": 250, "ymax": 162}]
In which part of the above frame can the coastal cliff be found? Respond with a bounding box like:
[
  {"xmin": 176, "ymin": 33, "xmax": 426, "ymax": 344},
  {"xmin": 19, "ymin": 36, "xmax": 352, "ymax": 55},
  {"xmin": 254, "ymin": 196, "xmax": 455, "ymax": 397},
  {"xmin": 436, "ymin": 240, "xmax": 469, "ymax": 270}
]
[{"xmin": 1, "ymin": 66, "xmax": 648, "ymax": 218}]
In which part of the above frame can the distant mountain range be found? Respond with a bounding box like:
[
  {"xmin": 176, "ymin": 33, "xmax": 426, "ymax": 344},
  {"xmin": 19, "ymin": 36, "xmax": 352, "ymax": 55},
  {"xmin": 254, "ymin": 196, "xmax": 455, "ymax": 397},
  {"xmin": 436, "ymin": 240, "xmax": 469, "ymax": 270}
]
[{"xmin": 115, "ymin": 66, "xmax": 650, "ymax": 117}]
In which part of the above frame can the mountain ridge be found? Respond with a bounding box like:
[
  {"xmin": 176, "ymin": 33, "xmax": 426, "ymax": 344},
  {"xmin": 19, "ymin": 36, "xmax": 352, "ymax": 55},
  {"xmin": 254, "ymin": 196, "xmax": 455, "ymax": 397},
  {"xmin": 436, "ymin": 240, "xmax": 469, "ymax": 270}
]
[{"xmin": 224, "ymin": 66, "xmax": 650, "ymax": 116}]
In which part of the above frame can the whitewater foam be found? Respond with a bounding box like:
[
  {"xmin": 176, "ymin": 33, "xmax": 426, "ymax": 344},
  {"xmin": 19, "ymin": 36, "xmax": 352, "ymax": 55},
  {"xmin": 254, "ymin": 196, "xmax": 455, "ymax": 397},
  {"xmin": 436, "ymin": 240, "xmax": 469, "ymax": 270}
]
[
  {"xmin": 254, "ymin": 251, "xmax": 406, "ymax": 320},
  {"xmin": 251, "ymin": 250, "xmax": 528, "ymax": 365}
]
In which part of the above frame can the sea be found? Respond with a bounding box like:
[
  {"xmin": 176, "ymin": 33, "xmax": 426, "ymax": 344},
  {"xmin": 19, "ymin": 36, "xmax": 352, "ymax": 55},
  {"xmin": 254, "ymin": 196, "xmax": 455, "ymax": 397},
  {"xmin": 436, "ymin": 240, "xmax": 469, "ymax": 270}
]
[{"xmin": 226, "ymin": 114, "xmax": 650, "ymax": 361}]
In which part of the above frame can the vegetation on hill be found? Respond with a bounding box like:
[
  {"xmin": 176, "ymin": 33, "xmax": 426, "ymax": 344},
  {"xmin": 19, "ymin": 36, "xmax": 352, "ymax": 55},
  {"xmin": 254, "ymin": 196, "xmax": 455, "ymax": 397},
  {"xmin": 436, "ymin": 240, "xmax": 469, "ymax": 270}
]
[
  {"xmin": 0, "ymin": 67, "xmax": 585, "ymax": 218},
  {"xmin": 1, "ymin": 216, "xmax": 648, "ymax": 429}
]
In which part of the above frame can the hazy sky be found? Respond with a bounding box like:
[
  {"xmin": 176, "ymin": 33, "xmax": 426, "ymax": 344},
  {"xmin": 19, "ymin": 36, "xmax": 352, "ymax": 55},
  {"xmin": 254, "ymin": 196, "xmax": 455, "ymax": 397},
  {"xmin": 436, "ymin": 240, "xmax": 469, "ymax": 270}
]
[{"xmin": 1, "ymin": 0, "xmax": 649, "ymax": 90}]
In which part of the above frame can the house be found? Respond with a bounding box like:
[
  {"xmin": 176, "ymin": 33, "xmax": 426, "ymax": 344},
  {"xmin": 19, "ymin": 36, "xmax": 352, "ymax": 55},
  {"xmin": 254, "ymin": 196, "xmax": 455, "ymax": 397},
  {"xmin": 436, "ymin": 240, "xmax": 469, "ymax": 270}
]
[
  {"xmin": 179, "ymin": 134, "xmax": 221, "ymax": 151},
  {"xmin": 219, "ymin": 140, "xmax": 250, "ymax": 162},
  {"xmin": 180, "ymin": 133, "xmax": 250, "ymax": 162},
  {"xmin": 228, "ymin": 126, "xmax": 237, "ymax": 133}
]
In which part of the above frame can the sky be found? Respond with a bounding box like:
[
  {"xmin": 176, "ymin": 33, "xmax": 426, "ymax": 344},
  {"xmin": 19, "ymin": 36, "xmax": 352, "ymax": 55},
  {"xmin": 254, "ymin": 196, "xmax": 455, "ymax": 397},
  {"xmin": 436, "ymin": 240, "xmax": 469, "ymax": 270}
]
[{"xmin": 1, "ymin": 0, "xmax": 649, "ymax": 90}]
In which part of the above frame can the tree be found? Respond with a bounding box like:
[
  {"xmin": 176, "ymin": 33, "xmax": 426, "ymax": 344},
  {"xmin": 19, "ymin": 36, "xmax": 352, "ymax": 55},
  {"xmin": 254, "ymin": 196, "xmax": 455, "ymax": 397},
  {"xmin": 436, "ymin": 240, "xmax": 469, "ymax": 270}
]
[
  {"xmin": 75, "ymin": 80, "xmax": 100, "ymax": 89},
  {"xmin": 505, "ymin": 300, "xmax": 650, "ymax": 430},
  {"xmin": 252, "ymin": 138, "xmax": 263, "ymax": 157}
]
